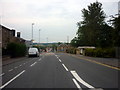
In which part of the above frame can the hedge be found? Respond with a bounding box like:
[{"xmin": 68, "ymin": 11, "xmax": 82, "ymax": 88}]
[
  {"xmin": 66, "ymin": 47, "xmax": 77, "ymax": 54},
  {"xmin": 85, "ymin": 48, "xmax": 115, "ymax": 58},
  {"xmin": 7, "ymin": 42, "xmax": 27, "ymax": 58}
]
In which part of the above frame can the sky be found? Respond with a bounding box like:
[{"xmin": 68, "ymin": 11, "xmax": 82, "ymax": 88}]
[{"xmin": 0, "ymin": 0, "xmax": 119, "ymax": 43}]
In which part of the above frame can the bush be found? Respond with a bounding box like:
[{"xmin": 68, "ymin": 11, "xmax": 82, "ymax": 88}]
[
  {"xmin": 7, "ymin": 42, "xmax": 27, "ymax": 58},
  {"xmin": 66, "ymin": 47, "xmax": 77, "ymax": 54},
  {"xmin": 85, "ymin": 48, "xmax": 115, "ymax": 58}
]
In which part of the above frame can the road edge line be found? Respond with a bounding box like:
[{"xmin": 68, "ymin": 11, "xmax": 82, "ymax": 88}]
[{"xmin": 69, "ymin": 54, "xmax": 120, "ymax": 71}]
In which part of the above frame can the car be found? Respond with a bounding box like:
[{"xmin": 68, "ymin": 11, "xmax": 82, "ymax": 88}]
[{"xmin": 28, "ymin": 48, "xmax": 39, "ymax": 57}]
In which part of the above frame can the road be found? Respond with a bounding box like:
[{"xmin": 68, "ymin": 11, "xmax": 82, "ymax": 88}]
[{"xmin": 0, "ymin": 53, "xmax": 119, "ymax": 89}]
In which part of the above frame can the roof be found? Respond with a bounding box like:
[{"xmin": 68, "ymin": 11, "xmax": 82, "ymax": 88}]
[{"xmin": 78, "ymin": 46, "xmax": 95, "ymax": 49}]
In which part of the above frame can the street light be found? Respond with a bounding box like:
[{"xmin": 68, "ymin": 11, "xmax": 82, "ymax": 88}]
[
  {"xmin": 39, "ymin": 29, "xmax": 41, "ymax": 46},
  {"xmin": 32, "ymin": 23, "xmax": 34, "ymax": 41}
]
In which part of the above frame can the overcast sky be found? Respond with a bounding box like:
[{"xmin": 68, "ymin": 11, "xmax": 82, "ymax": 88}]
[{"xmin": 0, "ymin": 0, "xmax": 119, "ymax": 43}]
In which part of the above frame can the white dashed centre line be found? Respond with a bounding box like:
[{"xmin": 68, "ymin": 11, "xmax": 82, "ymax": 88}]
[
  {"xmin": 62, "ymin": 64, "xmax": 69, "ymax": 71},
  {"xmin": 0, "ymin": 70, "xmax": 25, "ymax": 89},
  {"xmin": 38, "ymin": 58, "xmax": 41, "ymax": 61},
  {"xmin": 70, "ymin": 71, "xmax": 94, "ymax": 88},
  {"xmin": 8, "ymin": 69, "xmax": 13, "ymax": 72},
  {"xmin": 59, "ymin": 59, "xmax": 62, "ymax": 62},
  {"xmin": 14, "ymin": 67, "xmax": 18, "ymax": 69},
  {"xmin": 20, "ymin": 65, "xmax": 22, "ymax": 67},
  {"xmin": 30, "ymin": 62, "xmax": 37, "ymax": 67}
]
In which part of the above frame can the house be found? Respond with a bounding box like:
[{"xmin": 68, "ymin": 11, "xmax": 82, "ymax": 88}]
[
  {"xmin": 57, "ymin": 44, "xmax": 70, "ymax": 52},
  {"xmin": 77, "ymin": 46, "xmax": 95, "ymax": 55},
  {"xmin": 0, "ymin": 25, "xmax": 26, "ymax": 49}
]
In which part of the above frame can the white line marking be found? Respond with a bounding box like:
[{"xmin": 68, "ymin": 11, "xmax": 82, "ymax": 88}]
[
  {"xmin": 20, "ymin": 65, "xmax": 22, "ymax": 66},
  {"xmin": 15, "ymin": 67, "xmax": 18, "ymax": 69},
  {"xmin": 0, "ymin": 70, "xmax": 25, "ymax": 89},
  {"xmin": 62, "ymin": 64, "xmax": 69, "ymax": 71},
  {"xmin": 38, "ymin": 58, "xmax": 41, "ymax": 61},
  {"xmin": 72, "ymin": 78, "xmax": 82, "ymax": 89},
  {"xmin": 59, "ymin": 59, "xmax": 62, "ymax": 62},
  {"xmin": 0, "ymin": 73, "xmax": 5, "ymax": 77},
  {"xmin": 8, "ymin": 69, "xmax": 13, "ymax": 72},
  {"xmin": 71, "ymin": 71, "xmax": 94, "ymax": 88},
  {"xmin": 30, "ymin": 62, "xmax": 37, "ymax": 67}
]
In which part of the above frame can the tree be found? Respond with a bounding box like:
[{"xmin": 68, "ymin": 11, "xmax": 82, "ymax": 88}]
[
  {"xmin": 70, "ymin": 37, "xmax": 78, "ymax": 47},
  {"xmin": 111, "ymin": 15, "xmax": 120, "ymax": 47},
  {"xmin": 75, "ymin": 1, "xmax": 114, "ymax": 48}
]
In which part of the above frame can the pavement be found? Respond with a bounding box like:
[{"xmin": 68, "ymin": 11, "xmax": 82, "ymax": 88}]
[
  {"xmin": 69, "ymin": 54, "xmax": 120, "ymax": 69},
  {"xmin": 2, "ymin": 53, "xmax": 119, "ymax": 68},
  {"xmin": 1, "ymin": 57, "xmax": 28, "ymax": 66},
  {"xmin": 0, "ymin": 52, "xmax": 119, "ymax": 89}
]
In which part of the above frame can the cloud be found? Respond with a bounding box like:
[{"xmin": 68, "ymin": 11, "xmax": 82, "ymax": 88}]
[{"xmin": 0, "ymin": 0, "xmax": 119, "ymax": 42}]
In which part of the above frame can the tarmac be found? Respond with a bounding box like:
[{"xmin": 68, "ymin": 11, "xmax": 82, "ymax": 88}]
[{"xmin": 1, "ymin": 53, "xmax": 120, "ymax": 69}]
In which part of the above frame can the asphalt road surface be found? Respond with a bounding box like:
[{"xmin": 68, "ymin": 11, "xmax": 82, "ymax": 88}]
[{"xmin": 0, "ymin": 53, "xmax": 119, "ymax": 90}]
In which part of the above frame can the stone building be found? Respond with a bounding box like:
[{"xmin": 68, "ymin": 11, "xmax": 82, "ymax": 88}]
[
  {"xmin": 1, "ymin": 25, "xmax": 15, "ymax": 49},
  {"xmin": 0, "ymin": 25, "xmax": 25, "ymax": 49},
  {"xmin": 57, "ymin": 44, "xmax": 70, "ymax": 52}
]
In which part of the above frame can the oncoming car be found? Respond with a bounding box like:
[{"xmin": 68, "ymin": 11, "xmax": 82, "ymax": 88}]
[{"xmin": 28, "ymin": 48, "xmax": 39, "ymax": 57}]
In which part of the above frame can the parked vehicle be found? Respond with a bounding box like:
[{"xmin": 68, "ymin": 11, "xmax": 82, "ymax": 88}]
[{"xmin": 28, "ymin": 48, "xmax": 39, "ymax": 57}]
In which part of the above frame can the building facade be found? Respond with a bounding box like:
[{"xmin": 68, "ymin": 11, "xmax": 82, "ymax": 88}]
[
  {"xmin": 1, "ymin": 25, "xmax": 25, "ymax": 49},
  {"xmin": 2, "ymin": 25, "xmax": 15, "ymax": 49}
]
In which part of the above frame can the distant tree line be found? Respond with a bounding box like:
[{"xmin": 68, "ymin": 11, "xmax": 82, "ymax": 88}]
[{"xmin": 71, "ymin": 1, "xmax": 119, "ymax": 48}]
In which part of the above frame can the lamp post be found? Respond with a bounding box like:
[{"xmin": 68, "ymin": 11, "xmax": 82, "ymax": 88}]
[
  {"xmin": 39, "ymin": 29, "xmax": 41, "ymax": 53},
  {"xmin": 32, "ymin": 23, "xmax": 34, "ymax": 41},
  {"xmin": 39, "ymin": 29, "xmax": 41, "ymax": 46}
]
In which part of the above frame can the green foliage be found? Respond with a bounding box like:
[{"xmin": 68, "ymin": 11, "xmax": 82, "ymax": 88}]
[
  {"xmin": 71, "ymin": 1, "xmax": 115, "ymax": 48},
  {"xmin": 70, "ymin": 37, "xmax": 79, "ymax": 47},
  {"xmin": 66, "ymin": 47, "xmax": 77, "ymax": 54},
  {"xmin": 85, "ymin": 48, "xmax": 115, "ymax": 58},
  {"xmin": 7, "ymin": 42, "xmax": 27, "ymax": 58},
  {"xmin": 112, "ymin": 15, "xmax": 120, "ymax": 47}
]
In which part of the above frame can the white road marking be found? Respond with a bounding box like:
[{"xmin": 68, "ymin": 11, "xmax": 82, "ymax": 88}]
[
  {"xmin": 8, "ymin": 69, "xmax": 13, "ymax": 72},
  {"xmin": 71, "ymin": 71, "xmax": 94, "ymax": 88},
  {"xmin": 20, "ymin": 65, "xmax": 22, "ymax": 67},
  {"xmin": 30, "ymin": 62, "xmax": 37, "ymax": 67},
  {"xmin": 14, "ymin": 67, "xmax": 18, "ymax": 69},
  {"xmin": 59, "ymin": 59, "xmax": 62, "ymax": 62},
  {"xmin": 72, "ymin": 78, "xmax": 82, "ymax": 89},
  {"xmin": 0, "ymin": 73, "xmax": 5, "ymax": 77},
  {"xmin": 38, "ymin": 58, "xmax": 41, "ymax": 61},
  {"xmin": 0, "ymin": 70, "xmax": 25, "ymax": 89},
  {"xmin": 62, "ymin": 64, "xmax": 69, "ymax": 71}
]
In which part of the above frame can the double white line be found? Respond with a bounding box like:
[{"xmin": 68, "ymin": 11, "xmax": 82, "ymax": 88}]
[{"xmin": 71, "ymin": 71, "xmax": 94, "ymax": 88}]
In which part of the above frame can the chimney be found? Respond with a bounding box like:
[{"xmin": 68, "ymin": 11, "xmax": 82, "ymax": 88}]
[{"xmin": 17, "ymin": 32, "xmax": 21, "ymax": 38}]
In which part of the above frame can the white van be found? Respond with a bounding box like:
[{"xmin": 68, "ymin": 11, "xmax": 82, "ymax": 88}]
[{"xmin": 28, "ymin": 48, "xmax": 39, "ymax": 57}]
